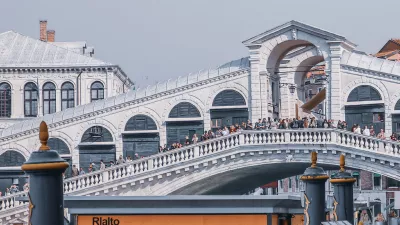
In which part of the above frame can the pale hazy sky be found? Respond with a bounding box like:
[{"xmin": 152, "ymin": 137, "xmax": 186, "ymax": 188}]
[{"xmin": 1, "ymin": 0, "xmax": 399, "ymax": 88}]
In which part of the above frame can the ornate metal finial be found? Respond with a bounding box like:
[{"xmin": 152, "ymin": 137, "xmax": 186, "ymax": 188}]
[
  {"xmin": 39, "ymin": 121, "xmax": 50, "ymax": 151},
  {"xmin": 339, "ymin": 154, "xmax": 345, "ymax": 172},
  {"xmin": 311, "ymin": 151, "xmax": 317, "ymax": 168}
]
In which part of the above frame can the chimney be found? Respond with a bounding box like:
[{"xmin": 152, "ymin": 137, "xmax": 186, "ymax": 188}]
[
  {"xmin": 47, "ymin": 30, "xmax": 55, "ymax": 42},
  {"xmin": 39, "ymin": 20, "xmax": 47, "ymax": 42}
]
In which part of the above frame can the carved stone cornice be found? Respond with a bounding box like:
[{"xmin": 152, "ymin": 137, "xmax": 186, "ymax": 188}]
[{"xmin": 341, "ymin": 65, "xmax": 400, "ymax": 82}]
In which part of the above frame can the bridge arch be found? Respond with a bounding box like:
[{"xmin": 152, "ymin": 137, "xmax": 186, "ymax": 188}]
[
  {"xmin": 79, "ymin": 125, "xmax": 115, "ymax": 172},
  {"xmin": 122, "ymin": 114, "xmax": 160, "ymax": 158},
  {"xmin": 343, "ymin": 80, "xmax": 389, "ymax": 134},
  {"xmin": 0, "ymin": 150, "xmax": 27, "ymax": 167},
  {"xmin": 209, "ymin": 89, "xmax": 249, "ymax": 130},
  {"xmin": 164, "ymin": 100, "xmax": 204, "ymax": 146}
]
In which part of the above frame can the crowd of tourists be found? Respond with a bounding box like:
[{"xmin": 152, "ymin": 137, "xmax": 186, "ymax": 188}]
[{"xmin": 0, "ymin": 182, "xmax": 29, "ymax": 197}]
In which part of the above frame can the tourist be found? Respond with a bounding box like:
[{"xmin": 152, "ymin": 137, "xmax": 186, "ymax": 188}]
[
  {"xmin": 185, "ymin": 136, "xmax": 190, "ymax": 145},
  {"xmin": 362, "ymin": 126, "xmax": 370, "ymax": 136},
  {"xmin": 71, "ymin": 165, "xmax": 79, "ymax": 177},
  {"xmin": 309, "ymin": 117, "xmax": 316, "ymax": 128},
  {"xmin": 100, "ymin": 160, "xmax": 106, "ymax": 170},
  {"xmin": 246, "ymin": 120, "xmax": 253, "ymax": 130},
  {"xmin": 192, "ymin": 134, "xmax": 198, "ymax": 144},
  {"xmin": 354, "ymin": 124, "xmax": 361, "ymax": 134},
  {"xmin": 377, "ymin": 129, "xmax": 385, "ymax": 140},
  {"xmin": 254, "ymin": 119, "xmax": 261, "ymax": 130},
  {"xmin": 261, "ymin": 118, "xmax": 267, "ymax": 129},
  {"xmin": 116, "ymin": 155, "xmax": 125, "ymax": 165},
  {"xmin": 79, "ymin": 167, "xmax": 86, "ymax": 175},
  {"xmin": 370, "ymin": 126, "xmax": 376, "ymax": 136},
  {"xmin": 390, "ymin": 133, "xmax": 397, "ymax": 141},
  {"xmin": 23, "ymin": 183, "xmax": 29, "ymax": 192}
]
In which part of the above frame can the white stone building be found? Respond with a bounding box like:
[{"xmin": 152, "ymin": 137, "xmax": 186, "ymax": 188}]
[{"xmin": 0, "ymin": 21, "xmax": 133, "ymax": 129}]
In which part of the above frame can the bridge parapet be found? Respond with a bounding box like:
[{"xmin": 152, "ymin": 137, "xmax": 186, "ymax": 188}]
[{"xmin": 1, "ymin": 129, "xmax": 400, "ymax": 220}]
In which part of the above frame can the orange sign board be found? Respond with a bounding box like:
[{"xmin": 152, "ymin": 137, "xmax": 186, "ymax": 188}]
[{"xmin": 77, "ymin": 214, "xmax": 267, "ymax": 225}]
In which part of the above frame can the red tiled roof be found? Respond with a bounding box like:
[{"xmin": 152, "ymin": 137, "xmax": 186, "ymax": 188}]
[{"xmin": 391, "ymin": 39, "xmax": 400, "ymax": 45}]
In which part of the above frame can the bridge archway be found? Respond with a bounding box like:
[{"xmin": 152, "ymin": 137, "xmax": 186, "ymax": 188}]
[
  {"xmin": 345, "ymin": 85, "xmax": 384, "ymax": 134},
  {"xmin": 123, "ymin": 114, "xmax": 160, "ymax": 159},
  {"xmin": 210, "ymin": 89, "xmax": 248, "ymax": 130},
  {"xmin": 166, "ymin": 102, "xmax": 203, "ymax": 146},
  {"xmin": 79, "ymin": 126, "xmax": 115, "ymax": 172},
  {"xmin": 0, "ymin": 150, "xmax": 27, "ymax": 193}
]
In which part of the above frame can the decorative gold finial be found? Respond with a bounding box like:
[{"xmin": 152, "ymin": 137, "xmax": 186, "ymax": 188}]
[
  {"xmin": 311, "ymin": 151, "xmax": 317, "ymax": 168},
  {"xmin": 339, "ymin": 154, "xmax": 345, "ymax": 172},
  {"xmin": 39, "ymin": 121, "xmax": 50, "ymax": 151}
]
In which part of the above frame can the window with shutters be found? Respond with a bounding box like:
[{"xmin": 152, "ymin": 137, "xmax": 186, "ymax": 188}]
[
  {"xmin": 81, "ymin": 126, "xmax": 113, "ymax": 142},
  {"xmin": 212, "ymin": 90, "xmax": 246, "ymax": 106},
  {"xmin": 43, "ymin": 82, "xmax": 56, "ymax": 115},
  {"xmin": 0, "ymin": 83, "xmax": 11, "ymax": 117},
  {"xmin": 61, "ymin": 82, "xmax": 74, "ymax": 110},
  {"xmin": 169, "ymin": 102, "xmax": 201, "ymax": 118},
  {"xmin": 347, "ymin": 85, "xmax": 382, "ymax": 102},
  {"xmin": 48, "ymin": 138, "xmax": 70, "ymax": 155},
  {"xmin": 0, "ymin": 150, "xmax": 26, "ymax": 167},
  {"xmin": 24, "ymin": 82, "xmax": 38, "ymax": 117},
  {"xmin": 211, "ymin": 119, "xmax": 222, "ymax": 128},
  {"xmin": 125, "ymin": 115, "xmax": 157, "ymax": 131}
]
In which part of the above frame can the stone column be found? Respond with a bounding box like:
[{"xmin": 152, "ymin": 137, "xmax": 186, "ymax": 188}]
[
  {"xmin": 248, "ymin": 46, "xmax": 262, "ymax": 122},
  {"xmin": 56, "ymin": 89, "xmax": 61, "ymax": 112},
  {"xmin": 21, "ymin": 121, "xmax": 69, "ymax": 225},
  {"xmin": 328, "ymin": 43, "xmax": 343, "ymax": 121},
  {"xmin": 300, "ymin": 152, "xmax": 329, "ymax": 225},
  {"xmin": 330, "ymin": 155, "xmax": 356, "ymax": 224}
]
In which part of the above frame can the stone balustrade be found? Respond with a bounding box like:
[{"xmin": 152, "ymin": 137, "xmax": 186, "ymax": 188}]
[{"xmin": 1, "ymin": 128, "xmax": 400, "ymax": 217}]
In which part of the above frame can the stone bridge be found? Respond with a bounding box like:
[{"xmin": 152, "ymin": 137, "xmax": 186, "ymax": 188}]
[{"xmin": 2, "ymin": 128, "xmax": 400, "ymax": 223}]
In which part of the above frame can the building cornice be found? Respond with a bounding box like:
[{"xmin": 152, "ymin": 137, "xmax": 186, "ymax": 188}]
[
  {"xmin": 341, "ymin": 65, "xmax": 400, "ymax": 83},
  {"xmin": 0, "ymin": 69, "xmax": 249, "ymax": 143}
]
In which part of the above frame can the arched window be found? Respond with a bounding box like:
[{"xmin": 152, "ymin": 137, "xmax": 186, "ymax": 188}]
[
  {"xmin": 125, "ymin": 115, "xmax": 157, "ymax": 131},
  {"xmin": 43, "ymin": 82, "xmax": 56, "ymax": 115},
  {"xmin": 169, "ymin": 102, "xmax": 201, "ymax": 118},
  {"xmin": 347, "ymin": 85, "xmax": 382, "ymax": 102},
  {"xmin": 24, "ymin": 82, "xmax": 38, "ymax": 117},
  {"xmin": 48, "ymin": 138, "xmax": 70, "ymax": 155},
  {"xmin": 0, "ymin": 83, "xmax": 11, "ymax": 117},
  {"xmin": 91, "ymin": 81, "xmax": 104, "ymax": 102},
  {"xmin": 0, "ymin": 150, "xmax": 26, "ymax": 167},
  {"xmin": 61, "ymin": 82, "xmax": 74, "ymax": 110},
  {"xmin": 212, "ymin": 90, "xmax": 246, "ymax": 107},
  {"xmin": 81, "ymin": 126, "xmax": 113, "ymax": 142}
]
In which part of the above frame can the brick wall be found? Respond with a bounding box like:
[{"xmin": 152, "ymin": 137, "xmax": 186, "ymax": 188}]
[{"xmin": 361, "ymin": 170, "xmax": 373, "ymax": 190}]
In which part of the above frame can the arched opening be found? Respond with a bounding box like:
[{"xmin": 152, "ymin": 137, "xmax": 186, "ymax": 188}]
[
  {"xmin": 42, "ymin": 82, "xmax": 56, "ymax": 115},
  {"xmin": 345, "ymin": 85, "xmax": 384, "ymax": 134},
  {"xmin": 0, "ymin": 83, "xmax": 11, "ymax": 118},
  {"xmin": 0, "ymin": 150, "xmax": 27, "ymax": 193},
  {"xmin": 61, "ymin": 82, "xmax": 75, "ymax": 110},
  {"xmin": 24, "ymin": 82, "xmax": 38, "ymax": 117},
  {"xmin": 167, "ymin": 102, "xmax": 203, "ymax": 146},
  {"xmin": 48, "ymin": 138, "xmax": 72, "ymax": 178},
  {"xmin": 267, "ymin": 41, "xmax": 327, "ymax": 119},
  {"xmin": 210, "ymin": 90, "xmax": 248, "ymax": 131},
  {"xmin": 392, "ymin": 99, "xmax": 400, "ymax": 136},
  {"xmin": 122, "ymin": 115, "xmax": 160, "ymax": 159},
  {"xmin": 79, "ymin": 126, "xmax": 115, "ymax": 172},
  {"xmin": 91, "ymin": 81, "xmax": 104, "ymax": 102}
]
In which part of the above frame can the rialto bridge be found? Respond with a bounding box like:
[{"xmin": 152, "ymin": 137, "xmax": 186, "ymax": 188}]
[{"xmin": 2, "ymin": 20, "xmax": 400, "ymax": 223}]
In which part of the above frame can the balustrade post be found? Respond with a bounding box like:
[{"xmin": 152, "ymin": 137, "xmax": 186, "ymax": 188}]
[
  {"xmin": 147, "ymin": 158, "xmax": 154, "ymax": 170},
  {"xmin": 378, "ymin": 141, "xmax": 385, "ymax": 152},
  {"xmin": 331, "ymin": 131, "xmax": 337, "ymax": 143},
  {"xmin": 102, "ymin": 171, "xmax": 109, "ymax": 182},
  {"xmin": 284, "ymin": 132, "xmax": 290, "ymax": 143},
  {"xmin": 239, "ymin": 134, "xmax": 245, "ymax": 145},
  {"xmin": 194, "ymin": 146, "xmax": 200, "ymax": 157}
]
